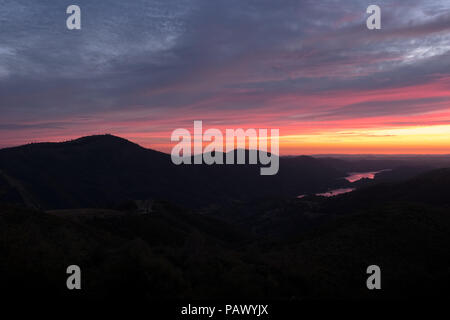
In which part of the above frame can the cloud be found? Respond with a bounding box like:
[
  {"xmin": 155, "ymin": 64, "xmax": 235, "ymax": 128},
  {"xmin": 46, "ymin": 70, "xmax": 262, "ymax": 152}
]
[
  {"xmin": 0, "ymin": 122, "xmax": 69, "ymax": 130},
  {"xmin": 0, "ymin": 0, "xmax": 450, "ymax": 150}
]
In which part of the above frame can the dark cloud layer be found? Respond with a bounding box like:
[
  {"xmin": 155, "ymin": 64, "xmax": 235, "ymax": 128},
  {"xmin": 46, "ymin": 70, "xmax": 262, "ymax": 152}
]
[{"xmin": 0, "ymin": 0, "xmax": 449, "ymax": 148}]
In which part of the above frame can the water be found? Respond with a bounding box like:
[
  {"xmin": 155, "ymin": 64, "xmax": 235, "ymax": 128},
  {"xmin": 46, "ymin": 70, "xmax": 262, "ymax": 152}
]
[
  {"xmin": 297, "ymin": 169, "xmax": 390, "ymax": 198},
  {"xmin": 345, "ymin": 169, "xmax": 391, "ymax": 183},
  {"xmin": 297, "ymin": 187, "xmax": 355, "ymax": 198},
  {"xmin": 316, "ymin": 188, "xmax": 355, "ymax": 197}
]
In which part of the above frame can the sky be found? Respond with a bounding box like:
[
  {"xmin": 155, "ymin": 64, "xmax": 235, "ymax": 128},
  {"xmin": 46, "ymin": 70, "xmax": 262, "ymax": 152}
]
[{"xmin": 1, "ymin": 0, "xmax": 450, "ymax": 154}]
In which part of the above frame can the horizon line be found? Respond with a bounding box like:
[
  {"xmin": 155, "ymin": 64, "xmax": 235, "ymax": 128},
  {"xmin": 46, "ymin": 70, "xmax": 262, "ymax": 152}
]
[{"xmin": 1, "ymin": 133, "xmax": 450, "ymax": 157}]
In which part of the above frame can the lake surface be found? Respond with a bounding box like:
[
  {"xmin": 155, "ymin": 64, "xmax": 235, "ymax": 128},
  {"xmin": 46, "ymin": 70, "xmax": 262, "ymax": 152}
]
[
  {"xmin": 345, "ymin": 169, "xmax": 391, "ymax": 183},
  {"xmin": 297, "ymin": 187, "xmax": 355, "ymax": 199},
  {"xmin": 316, "ymin": 188, "xmax": 355, "ymax": 197},
  {"xmin": 297, "ymin": 169, "xmax": 391, "ymax": 198}
]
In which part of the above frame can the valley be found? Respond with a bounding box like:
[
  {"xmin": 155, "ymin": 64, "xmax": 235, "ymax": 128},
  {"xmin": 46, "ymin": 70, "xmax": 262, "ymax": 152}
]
[{"xmin": 0, "ymin": 135, "xmax": 449, "ymax": 302}]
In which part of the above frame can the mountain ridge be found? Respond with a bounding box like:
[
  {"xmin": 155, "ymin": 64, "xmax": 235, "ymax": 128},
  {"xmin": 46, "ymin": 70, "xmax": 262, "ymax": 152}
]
[{"xmin": 0, "ymin": 134, "xmax": 347, "ymax": 209}]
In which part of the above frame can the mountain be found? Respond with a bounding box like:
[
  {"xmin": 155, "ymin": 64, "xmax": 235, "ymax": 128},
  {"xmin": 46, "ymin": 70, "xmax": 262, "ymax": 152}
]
[
  {"xmin": 0, "ymin": 135, "xmax": 177, "ymax": 209},
  {"xmin": 1, "ymin": 165, "xmax": 449, "ymax": 302},
  {"xmin": 0, "ymin": 134, "xmax": 347, "ymax": 209},
  {"xmin": 1, "ymin": 135, "xmax": 449, "ymax": 301},
  {"xmin": 326, "ymin": 167, "xmax": 450, "ymax": 214}
]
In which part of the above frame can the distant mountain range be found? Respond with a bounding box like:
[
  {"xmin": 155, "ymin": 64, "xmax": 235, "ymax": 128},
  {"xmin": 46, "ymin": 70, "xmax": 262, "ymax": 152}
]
[
  {"xmin": 1, "ymin": 151, "xmax": 449, "ymax": 301},
  {"xmin": 1, "ymin": 134, "xmax": 449, "ymax": 210},
  {"xmin": 0, "ymin": 134, "xmax": 349, "ymax": 209}
]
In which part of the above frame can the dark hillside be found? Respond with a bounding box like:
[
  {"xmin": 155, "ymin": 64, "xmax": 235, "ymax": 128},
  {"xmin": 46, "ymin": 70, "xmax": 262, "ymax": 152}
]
[{"xmin": 0, "ymin": 135, "xmax": 347, "ymax": 209}]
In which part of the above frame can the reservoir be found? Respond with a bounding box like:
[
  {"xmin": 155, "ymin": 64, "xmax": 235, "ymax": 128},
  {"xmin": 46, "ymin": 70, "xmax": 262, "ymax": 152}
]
[{"xmin": 298, "ymin": 169, "xmax": 391, "ymax": 198}]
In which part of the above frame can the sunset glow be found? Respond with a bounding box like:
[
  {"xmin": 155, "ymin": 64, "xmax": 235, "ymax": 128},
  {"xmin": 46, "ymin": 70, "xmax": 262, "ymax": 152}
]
[{"xmin": 1, "ymin": 0, "xmax": 450, "ymax": 155}]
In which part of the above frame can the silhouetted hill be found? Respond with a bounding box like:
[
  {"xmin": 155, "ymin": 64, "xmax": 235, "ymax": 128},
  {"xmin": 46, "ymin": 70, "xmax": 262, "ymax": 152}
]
[
  {"xmin": 326, "ymin": 167, "xmax": 450, "ymax": 213},
  {"xmin": 0, "ymin": 135, "xmax": 177, "ymax": 209},
  {"xmin": 1, "ymin": 167, "xmax": 449, "ymax": 302},
  {"xmin": 0, "ymin": 135, "xmax": 347, "ymax": 209}
]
